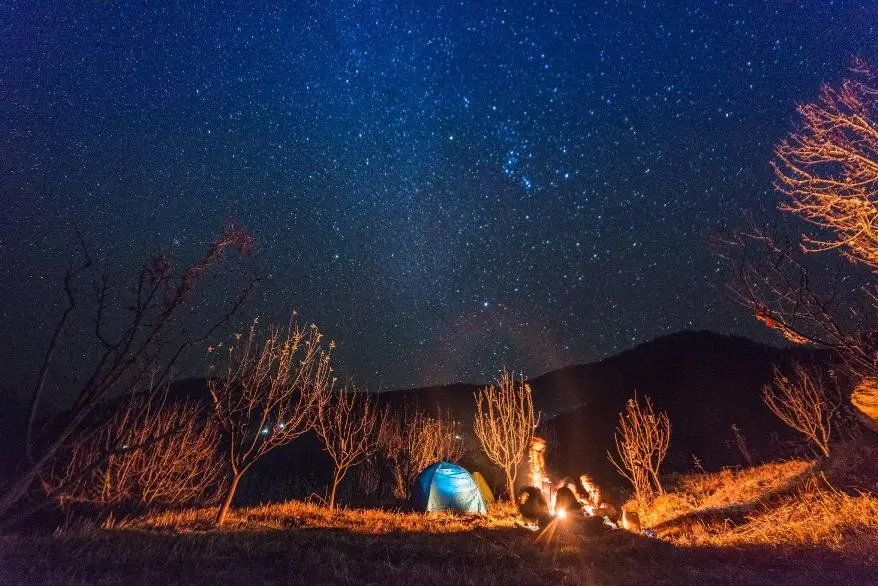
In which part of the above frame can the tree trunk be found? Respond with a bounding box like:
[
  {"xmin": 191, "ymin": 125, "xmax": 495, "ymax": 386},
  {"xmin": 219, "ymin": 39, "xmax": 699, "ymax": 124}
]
[
  {"xmin": 506, "ymin": 472, "xmax": 516, "ymax": 505},
  {"xmin": 329, "ymin": 467, "xmax": 345, "ymax": 511},
  {"xmin": 649, "ymin": 469, "xmax": 664, "ymax": 495},
  {"xmin": 216, "ymin": 471, "xmax": 242, "ymax": 527},
  {"xmin": 392, "ymin": 465, "xmax": 407, "ymax": 500}
]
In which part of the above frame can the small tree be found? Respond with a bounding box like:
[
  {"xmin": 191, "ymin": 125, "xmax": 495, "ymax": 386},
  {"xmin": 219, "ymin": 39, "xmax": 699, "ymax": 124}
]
[
  {"xmin": 314, "ymin": 386, "xmax": 381, "ymax": 510},
  {"xmin": 208, "ymin": 314, "xmax": 333, "ymax": 526},
  {"xmin": 763, "ymin": 364, "xmax": 838, "ymax": 457},
  {"xmin": 473, "ymin": 368, "xmax": 538, "ymax": 503},
  {"xmin": 608, "ymin": 394, "xmax": 671, "ymax": 504},
  {"xmin": 46, "ymin": 395, "xmax": 225, "ymax": 510},
  {"xmin": 378, "ymin": 407, "xmax": 463, "ymax": 499}
]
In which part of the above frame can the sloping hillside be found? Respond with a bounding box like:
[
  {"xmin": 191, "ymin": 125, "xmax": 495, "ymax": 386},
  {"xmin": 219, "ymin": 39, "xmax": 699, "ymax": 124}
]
[
  {"xmin": 538, "ymin": 330, "xmax": 818, "ymax": 487},
  {"xmin": 380, "ymin": 331, "xmax": 821, "ymax": 487},
  {"xmin": 154, "ymin": 330, "xmax": 822, "ymax": 502}
]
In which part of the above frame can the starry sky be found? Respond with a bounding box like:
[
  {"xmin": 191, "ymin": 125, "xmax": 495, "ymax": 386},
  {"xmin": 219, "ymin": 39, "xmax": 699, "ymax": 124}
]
[{"xmin": 2, "ymin": 1, "xmax": 877, "ymax": 397}]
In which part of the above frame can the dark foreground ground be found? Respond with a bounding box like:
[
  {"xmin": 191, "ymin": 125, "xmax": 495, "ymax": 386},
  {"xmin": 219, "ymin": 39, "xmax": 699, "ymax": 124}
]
[{"xmin": 1, "ymin": 500, "xmax": 875, "ymax": 586}]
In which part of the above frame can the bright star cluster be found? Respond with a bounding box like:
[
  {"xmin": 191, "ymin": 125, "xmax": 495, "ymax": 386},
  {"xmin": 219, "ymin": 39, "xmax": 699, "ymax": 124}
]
[{"xmin": 1, "ymin": 2, "xmax": 876, "ymax": 393}]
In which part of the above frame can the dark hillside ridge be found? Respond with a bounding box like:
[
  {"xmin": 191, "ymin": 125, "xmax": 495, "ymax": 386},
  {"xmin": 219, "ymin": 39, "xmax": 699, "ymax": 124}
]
[
  {"xmin": 536, "ymin": 330, "xmax": 820, "ymax": 488},
  {"xmin": 97, "ymin": 329, "xmax": 828, "ymax": 502},
  {"xmin": 379, "ymin": 330, "xmax": 828, "ymax": 489}
]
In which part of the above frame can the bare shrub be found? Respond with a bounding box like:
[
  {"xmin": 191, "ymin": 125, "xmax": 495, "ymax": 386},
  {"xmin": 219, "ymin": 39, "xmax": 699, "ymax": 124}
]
[
  {"xmin": 378, "ymin": 406, "xmax": 463, "ymax": 499},
  {"xmin": 314, "ymin": 386, "xmax": 381, "ymax": 509},
  {"xmin": 47, "ymin": 395, "xmax": 225, "ymax": 510},
  {"xmin": 0, "ymin": 224, "xmax": 255, "ymax": 524},
  {"xmin": 608, "ymin": 394, "xmax": 671, "ymax": 504},
  {"xmin": 763, "ymin": 364, "xmax": 838, "ymax": 457},
  {"xmin": 473, "ymin": 367, "xmax": 538, "ymax": 502},
  {"xmin": 208, "ymin": 314, "xmax": 334, "ymax": 526}
]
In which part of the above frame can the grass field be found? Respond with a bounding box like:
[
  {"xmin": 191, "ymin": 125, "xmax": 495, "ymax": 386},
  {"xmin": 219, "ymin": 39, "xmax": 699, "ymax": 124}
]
[{"xmin": 2, "ymin": 449, "xmax": 877, "ymax": 585}]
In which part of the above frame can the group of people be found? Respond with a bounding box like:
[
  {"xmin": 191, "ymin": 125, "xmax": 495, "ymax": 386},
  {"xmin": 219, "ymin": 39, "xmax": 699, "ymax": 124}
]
[{"xmin": 518, "ymin": 436, "xmax": 619, "ymax": 526}]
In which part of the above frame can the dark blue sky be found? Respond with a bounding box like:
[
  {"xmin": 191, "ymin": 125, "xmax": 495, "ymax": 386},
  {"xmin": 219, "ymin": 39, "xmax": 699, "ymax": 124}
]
[{"xmin": 2, "ymin": 1, "xmax": 877, "ymax": 395}]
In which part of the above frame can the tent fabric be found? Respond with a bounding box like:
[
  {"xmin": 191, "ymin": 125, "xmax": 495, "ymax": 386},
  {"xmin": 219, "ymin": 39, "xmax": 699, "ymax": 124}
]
[
  {"xmin": 413, "ymin": 462, "xmax": 487, "ymax": 514},
  {"xmin": 471, "ymin": 471, "xmax": 495, "ymax": 506}
]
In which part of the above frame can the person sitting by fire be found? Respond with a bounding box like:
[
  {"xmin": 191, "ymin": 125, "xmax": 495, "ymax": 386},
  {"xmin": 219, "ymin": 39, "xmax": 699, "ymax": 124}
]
[
  {"xmin": 578, "ymin": 473, "xmax": 620, "ymax": 522},
  {"xmin": 552, "ymin": 477, "xmax": 584, "ymax": 518},
  {"xmin": 528, "ymin": 436, "xmax": 553, "ymax": 502},
  {"xmin": 578, "ymin": 474, "xmax": 602, "ymax": 511}
]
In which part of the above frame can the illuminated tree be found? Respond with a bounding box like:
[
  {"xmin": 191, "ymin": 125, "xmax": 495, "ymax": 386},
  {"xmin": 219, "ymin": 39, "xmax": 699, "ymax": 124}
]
[
  {"xmin": 763, "ymin": 364, "xmax": 838, "ymax": 457},
  {"xmin": 46, "ymin": 395, "xmax": 225, "ymax": 509},
  {"xmin": 314, "ymin": 386, "xmax": 381, "ymax": 510},
  {"xmin": 725, "ymin": 60, "xmax": 878, "ymax": 432},
  {"xmin": 0, "ymin": 224, "xmax": 255, "ymax": 524},
  {"xmin": 773, "ymin": 58, "xmax": 878, "ymax": 269},
  {"xmin": 378, "ymin": 407, "xmax": 463, "ymax": 499},
  {"xmin": 608, "ymin": 394, "xmax": 671, "ymax": 504},
  {"xmin": 473, "ymin": 368, "xmax": 538, "ymax": 503},
  {"xmin": 208, "ymin": 314, "xmax": 333, "ymax": 526}
]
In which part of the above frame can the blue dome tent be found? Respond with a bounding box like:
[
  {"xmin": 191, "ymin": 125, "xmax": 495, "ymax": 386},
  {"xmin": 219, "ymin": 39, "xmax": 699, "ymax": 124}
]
[{"xmin": 412, "ymin": 462, "xmax": 487, "ymax": 514}]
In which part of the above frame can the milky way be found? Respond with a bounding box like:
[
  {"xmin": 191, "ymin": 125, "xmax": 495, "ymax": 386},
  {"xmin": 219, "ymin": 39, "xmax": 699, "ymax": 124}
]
[{"xmin": 2, "ymin": 2, "xmax": 877, "ymax": 394}]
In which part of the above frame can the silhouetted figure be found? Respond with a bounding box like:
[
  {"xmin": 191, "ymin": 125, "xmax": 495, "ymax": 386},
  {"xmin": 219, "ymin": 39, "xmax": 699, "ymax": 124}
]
[
  {"xmin": 578, "ymin": 473, "xmax": 620, "ymax": 522},
  {"xmin": 517, "ymin": 485, "xmax": 551, "ymax": 528},
  {"xmin": 578, "ymin": 474, "xmax": 603, "ymax": 509},
  {"xmin": 553, "ymin": 485, "xmax": 582, "ymax": 517}
]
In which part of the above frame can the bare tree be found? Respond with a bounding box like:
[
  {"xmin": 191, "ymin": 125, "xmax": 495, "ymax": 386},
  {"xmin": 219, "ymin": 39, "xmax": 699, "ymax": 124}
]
[
  {"xmin": 473, "ymin": 368, "xmax": 538, "ymax": 503},
  {"xmin": 723, "ymin": 60, "xmax": 878, "ymax": 432},
  {"xmin": 0, "ymin": 224, "xmax": 255, "ymax": 523},
  {"xmin": 608, "ymin": 395, "xmax": 671, "ymax": 503},
  {"xmin": 773, "ymin": 58, "xmax": 878, "ymax": 269},
  {"xmin": 46, "ymin": 394, "xmax": 225, "ymax": 510},
  {"xmin": 208, "ymin": 314, "xmax": 333, "ymax": 526},
  {"xmin": 314, "ymin": 386, "xmax": 381, "ymax": 510},
  {"xmin": 378, "ymin": 406, "xmax": 463, "ymax": 500},
  {"xmin": 763, "ymin": 364, "xmax": 838, "ymax": 457}
]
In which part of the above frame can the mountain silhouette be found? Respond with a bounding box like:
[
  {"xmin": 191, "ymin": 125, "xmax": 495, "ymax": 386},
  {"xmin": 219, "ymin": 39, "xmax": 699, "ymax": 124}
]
[
  {"xmin": 379, "ymin": 330, "xmax": 823, "ymax": 489},
  {"xmin": 5, "ymin": 329, "xmax": 823, "ymax": 504}
]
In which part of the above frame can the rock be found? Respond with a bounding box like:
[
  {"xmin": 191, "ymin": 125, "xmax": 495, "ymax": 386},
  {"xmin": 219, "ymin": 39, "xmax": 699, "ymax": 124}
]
[{"xmin": 622, "ymin": 510, "xmax": 641, "ymax": 533}]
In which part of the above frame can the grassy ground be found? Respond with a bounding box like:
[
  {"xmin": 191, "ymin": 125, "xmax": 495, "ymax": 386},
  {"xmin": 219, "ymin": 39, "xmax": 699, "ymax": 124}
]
[{"xmin": 2, "ymin": 448, "xmax": 877, "ymax": 585}]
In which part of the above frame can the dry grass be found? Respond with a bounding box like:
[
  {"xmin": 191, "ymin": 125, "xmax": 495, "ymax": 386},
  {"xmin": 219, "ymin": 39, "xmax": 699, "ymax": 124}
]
[
  {"xmin": 637, "ymin": 443, "xmax": 878, "ymax": 568},
  {"xmin": 3, "ymin": 446, "xmax": 877, "ymax": 584},
  {"xmin": 134, "ymin": 499, "xmax": 519, "ymax": 534},
  {"xmin": 640, "ymin": 459, "xmax": 815, "ymax": 529},
  {"xmin": 1, "ymin": 502, "xmax": 674, "ymax": 585}
]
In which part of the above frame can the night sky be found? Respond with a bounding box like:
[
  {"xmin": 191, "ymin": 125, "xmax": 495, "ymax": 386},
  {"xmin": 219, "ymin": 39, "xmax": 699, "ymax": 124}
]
[{"xmin": 2, "ymin": 2, "xmax": 877, "ymax": 398}]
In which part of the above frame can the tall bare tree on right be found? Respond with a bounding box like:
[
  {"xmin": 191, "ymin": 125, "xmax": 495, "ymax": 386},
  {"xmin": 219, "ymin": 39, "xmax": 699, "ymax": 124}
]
[
  {"xmin": 725, "ymin": 59, "xmax": 878, "ymax": 432},
  {"xmin": 473, "ymin": 368, "xmax": 538, "ymax": 503}
]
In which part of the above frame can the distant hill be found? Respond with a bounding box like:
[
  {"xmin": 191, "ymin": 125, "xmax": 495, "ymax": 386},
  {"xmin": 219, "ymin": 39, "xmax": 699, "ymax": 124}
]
[
  {"xmin": 379, "ymin": 330, "xmax": 827, "ymax": 489},
  {"xmin": 4, "ymin": 330, "xmax": 834, "ymax": 509},
  {"xmin": 157, "ymin": 330, "xmax": 827, "ymax": 500}
]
